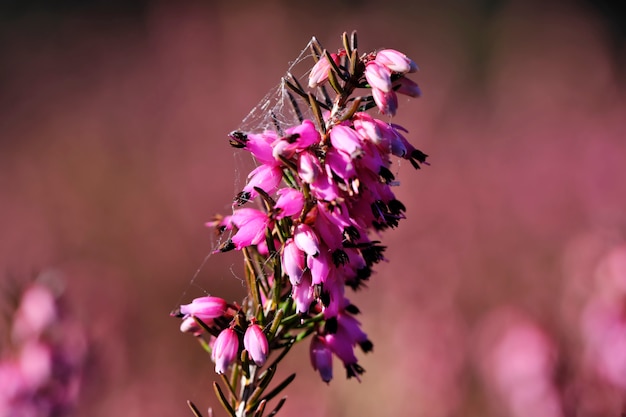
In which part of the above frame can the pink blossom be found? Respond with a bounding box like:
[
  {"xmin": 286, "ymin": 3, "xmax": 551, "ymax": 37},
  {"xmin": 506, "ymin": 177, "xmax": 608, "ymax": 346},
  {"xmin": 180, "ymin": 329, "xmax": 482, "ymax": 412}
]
[
  {"xmin": 325, "ymin": 326, "xmax": 361, "ymax": 379},
  {"xmin": 330, "ymin": 125, "xmax": 363, "ymax": 158},
  {"xmin": 285, "ymin": 119, "xmax": 320, "ymax": 149},
  {"xmin": 364, "ymin": 61, "xmax": 392, "ymax": 93},
  {"xmin": 297, "ymin": 151, "xmax": 322, "ymax": 184},
  {"xmin": 230, "ymin": 208, "xmax": 271, "ymax": 249},
  {"xmin": 294, "ymin": 223, "xmax": 320, "ymax": 257},
  {"xmin": 308, "ymin": 53, "xmax": 341, "ymax": 88},
  {"xmin": 242, "ymin": 164, "xmax": 283, "ymax": 199},
  {"xmin": 244, "ymin": 324, "xmax": 269, "ymax": 367},
  {"xmin": 12, "ymin": 284, "xmax": 57, "ymax": 343},
  {"xmin": 179, "ymin": 296, "xmax": 227, "ymax": 321},
  {"xmin": 274, "ymin": 188, "xmax": 304, "ymax": 219},
  {"xmin": 307, "ymin": 245, "xmax": 332, "ymax": 285},
  {"xmin": 310, "ymin": 336, "xmax": 333, "ymax": 383},
  {"xmin": 292, "ymin": 272, "xmax": 314, "ymax": 314},
  {"xmin": 372, "ymin": 87, "xmax": 398, "ymax": 116},
  {"xmin": 212, "ymin": 328, "xmax": 239, "ymax": 374},
  {"xmin": 282, "ymin": 238, "xmax": 306, "ymax": 285},
  {"xmin": 244, "ymin": 131, "xmax": 280, "ymax": 166},
  {"xmin": 395, "ymin": 76, "xmax": 421, "ymax": 97},
  {"xmin": 375, "ymin": 49, "xmax": 418, "ymax": 73}
]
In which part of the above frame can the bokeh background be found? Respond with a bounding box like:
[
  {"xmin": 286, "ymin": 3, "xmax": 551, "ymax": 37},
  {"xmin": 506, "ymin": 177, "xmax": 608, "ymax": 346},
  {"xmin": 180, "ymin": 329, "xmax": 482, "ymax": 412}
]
[{"xmin": 1, "ymin": 1, "xmax": 626, "ymax": 416}]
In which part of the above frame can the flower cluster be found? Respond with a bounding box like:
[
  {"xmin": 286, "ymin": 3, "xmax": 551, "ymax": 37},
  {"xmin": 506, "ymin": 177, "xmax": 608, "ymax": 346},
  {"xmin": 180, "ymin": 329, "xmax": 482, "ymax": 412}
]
[
  {"xmin": 173, "ymin": 32, "xmax": 427, "ymax": 417},
  {"xmin": 0, "ymin": 276, "xmax": 86, "ymax": 417}
]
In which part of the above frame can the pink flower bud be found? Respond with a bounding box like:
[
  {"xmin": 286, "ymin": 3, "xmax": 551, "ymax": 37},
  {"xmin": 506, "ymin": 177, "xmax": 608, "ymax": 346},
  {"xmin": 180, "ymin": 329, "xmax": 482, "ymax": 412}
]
[
  {"xmin": 244, "ymin": 324, "xmax": 269, "ymax": 366},
  {"xmin": 372, "ymin": 88, "xmax": 398, "ymax": 116},
  {"xmin": 294, "ymin": 224, "xmax": 320, "ymax": 257},
  {"xmin": 395, "ymin": 76, "xmax": 421, "ymax": 98},
  {"xmin": 308, "ymin": 53, "xmax": 340, "ymax": 88},
  {"xmin": 179, "ymin": 296, "xmax": 227, "ymax": 321},
  {"xmin": 310, "ymin": 335, "xmax": 333, "ymax": 383},
  {"xmin": 375, "ymin": 49, "xmax": 418, "ymax": 74},
  {"xmin": 298, "ymin": 151, "xmax": 322, "ymax": 184},
  {"xmin": 212, "ymin": 328, "xmax": 239, "ymax": 374},
  {"xmin": 230, "ymin": 208, "xmax": 270, "ymax": 249},
  {"xmin": 275, "ymin": 188, "xmax": 304, "ymax": 219},
  {"xmin": 282, "ymin": 239, "xmax": 306, "ymax": 286},
  {"xmin": 329, "ymin": 125, "xmax": 363, "ymax": 158},
  {"xmin": 365, "ymin": 61, "xmax": 392, "ymax": 93}
]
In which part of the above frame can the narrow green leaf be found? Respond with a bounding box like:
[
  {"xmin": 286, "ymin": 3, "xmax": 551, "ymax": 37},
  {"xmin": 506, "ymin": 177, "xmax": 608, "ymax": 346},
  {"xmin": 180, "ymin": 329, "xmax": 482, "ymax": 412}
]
[
  {"xmin": 266, "ymin": 397, "xmax": 287, "ymax": 417},
  {"xmin": 187, "ymin": 400, "xmax": 204, "ymax": 417},
  {"xmin": 259, "ymin": 374, "xmax": 296, "ymax": 404},
  {"xmin": 213, "ymin": 382, "xmax": 237, "ymax": 417}
]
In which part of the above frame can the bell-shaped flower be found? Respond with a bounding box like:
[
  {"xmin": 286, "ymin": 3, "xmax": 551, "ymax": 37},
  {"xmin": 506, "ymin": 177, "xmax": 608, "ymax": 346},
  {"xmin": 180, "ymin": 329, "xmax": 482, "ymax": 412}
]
[
  {"xmin": 337, "ymin": 312, "xmax": 373, "ymax": 353},
  {"xmin": 325, "ymin": 147, "xmax": 356, "ymax": 184},
  {"xmin": 372, "ymin": 88, "xmax": 398, "ymax": 116},
  {"xmin": 310, "ymin": 335, "xmax": 333, "ymax": 383},
  {"xmin": 230, "ymin": 208, "xmax": 271, "ymax": 249},
  {"xmin": 242, "ymin": 165, "xmax": 283, "ymax": 199},
  {"xmin": 244, "ymin": 323, "xmax": 269, "ymax": 367},
  {"xmin": 395, "ymin": 76, "xmax": 421, "ymax": 97},
  {"xmin": 308, "ymin": 53, "xmax": 341, "ymax": 88},
  {"xmin": 179, "ymin": 296, "xmax": 227, "ymax": 322},
  {"xmin": 298, "ymin": 151, "xmax": 322, "ymax": 184},
  {"xmin": 365, "ymin": 61, "xmax": 392, "ymax": 93},
  {"xmin": 274, "ymin": 188, "xmax": 304, "ymax": 219},
  {"xmin": 375, "ymin": 49, "xmax": 418, "ymax": 74},
  {"xmin": 308, "ymin": 245, "xmax": 332, "ymax": 285},
  {"xmin": 330, "ymin": 125, "xmax": 363, "ymax": 158},
  {"xmin": 294, "ymin": 223, "xmax": 320, "ymax": 257},
  {"xmin": 212, "ymin": 328, "xmax": 239, "ymax": 375},
  {"xmin": 292, "ymin": 271, "xmax": 314, "ymax": 314},
  {"xmin": 282, "ymin": 238, "xmax": 306, "ymax": 286},
  {"xmin": 286, "ymin": 119, "xmax": 321, "ymax": 150},
  {"xmin": 245, "ymin": 131, "xmax": 280, "ymax": 166}
]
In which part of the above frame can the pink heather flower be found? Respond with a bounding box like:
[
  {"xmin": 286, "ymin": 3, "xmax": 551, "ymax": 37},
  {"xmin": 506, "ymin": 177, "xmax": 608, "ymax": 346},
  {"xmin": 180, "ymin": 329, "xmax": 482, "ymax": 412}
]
[
  {"xmin": 307, "ymin": 245, "xmax": 332, "ymax": 285},
  {"xmin": 294, "ymin": 223, "xmax": 320, "ymax": 257},
  {"xmin": 320, "ymin": 273, "xmax": 345, "ymax": 318},
  {"xmin": 337, "ymin": 312, "xmax": 372, "ymax": 352},
  {"xmin": 325, "ymin": 326, "xmax": 361, "ymax": 379},
  {"xmin": 310, "ymin": 336, "xmax": 333, "ymax": 383},
  {"xmin": 292, "ymin": 272, "xmax": 314, "ymax": 314},
  {"xmin": 330, "ymin": 125, "xmax": 363, "ymax": 158},
  {"xmin": 244, "ymin": 131, "xmax": 280, "ymax": 166},
  {"xmin": 372, "ymin": 87, "xmax": 398, "ymax": 116},
  {"xmin": 212, "ymin": 328, "xmax": 239, "ymax": 374},
  {"xmin": 309, "ymin": 168, "xmax": 342, "ymax": 202},
  {"xmin": 230, "ymin": 208, "xmax": 271, "ymax": 249},
  {"xmin": 242, "ymin": 164, "xmax": 283, "ymax": 200},
  {"xmin": 298, "ymin": 151, "xmax": 322, "ymax": 184},
  {"xmin": 375, "ymin": 49, "xmax": 418, "ymax": 74},
  {"xmin": 364, "ymin": 61, "xmax": 392, "ymax": 93},
  {"xmin": 308, "ymin": 53, "xmax": 341, "ymax": 88},
  {"xmin": 285, "ymin": 119, "xmax": 321, "ymax": 149},
  {"xmin": 325, "ymin": 147, "xmax": 357, "ymax": 187},
  {"xmin": 179, "ymin": 296, "xmax": 227, "ymax": 322},
  {"xmin": 282, "ymin": 238, "xmax": 306, "ymax": 286},
  {"xmin": 12, "ymin": 284, "xmax": 57, "ymax": 343},
  {"xmin": 179, "ymin": 316, "xmax": 202, "ymax": 334},
  {"xmin": 395, "ymin": 76, "xmax": 421, "ymax": 97},
  {"xmin": 274, "ymin": 188, "xmax": 304, "ymax": 219},
  {"xmin": 244, "ymin": 323, "xmax": 269, "ymax": 366}
]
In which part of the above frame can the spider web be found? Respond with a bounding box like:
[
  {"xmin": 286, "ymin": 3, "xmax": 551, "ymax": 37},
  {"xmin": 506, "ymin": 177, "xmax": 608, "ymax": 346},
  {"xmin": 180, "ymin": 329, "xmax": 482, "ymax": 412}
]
[
  {"xmin": 235, "ymin": 38, "xmax": 322, "ymax": 136},
  {"xmin": 176, "ymin": 38, "xmax": 322, "ymax": 304}
]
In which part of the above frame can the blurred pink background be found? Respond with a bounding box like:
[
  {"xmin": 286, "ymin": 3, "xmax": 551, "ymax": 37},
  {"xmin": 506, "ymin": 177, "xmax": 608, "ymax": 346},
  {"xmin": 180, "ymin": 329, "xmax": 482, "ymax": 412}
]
[{"xmin": 1, "ymin": 1, "xmax": 625, "ymax": 416}]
